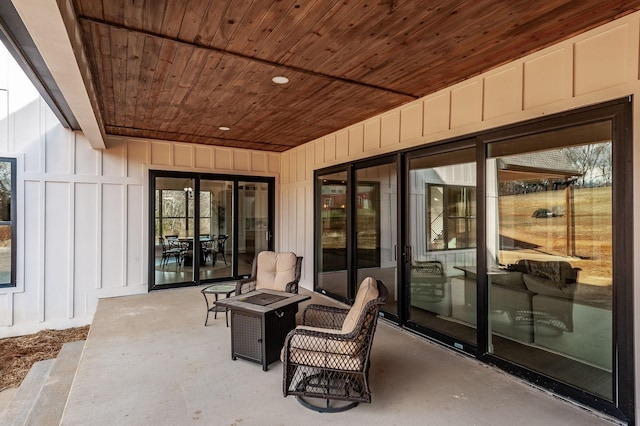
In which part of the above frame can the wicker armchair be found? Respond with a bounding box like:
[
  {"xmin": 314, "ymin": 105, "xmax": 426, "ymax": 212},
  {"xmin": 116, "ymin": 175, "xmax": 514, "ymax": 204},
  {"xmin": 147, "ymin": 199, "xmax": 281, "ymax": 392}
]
[
  {"xmin": 235, "ymin": 251, "xmax": 303, "ymax": 295},
  {"xmin": 282, "ymin": 277, "xmax": 388, "ymax": 412}
]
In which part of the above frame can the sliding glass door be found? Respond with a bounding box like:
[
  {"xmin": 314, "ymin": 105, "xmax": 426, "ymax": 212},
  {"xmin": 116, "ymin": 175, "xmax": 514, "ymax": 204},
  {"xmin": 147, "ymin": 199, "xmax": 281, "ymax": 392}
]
[
  {"xmin": 153, "ymin": 176, "xmax": 196, "ymax": 286},
  {"xmin": 316, "ymin": 170, "xmax": 349, "ymax": 301},
  {"xmin": 406, "ymin": 146, "xmax": 477, "ymax": 348},
  {"xmin": 312, "ymin": 99, "xmax": 633, "ymax": 422},
  {"xmin": 238, "ymin": 181, "xmax": 271, "ymax": 277},
  {"xmin": 355, "ymin": 160, "xmax": 398, "ymax": 318},
  {"xmin": 150, "ymin": 172, "xmax": 274, "ymax": 290},
  {"xmin": 198, "ymin": 178, "xmax": 233, "ymax": 282},
  {"xmin": 315, "ymin": 159, "xmax": 399, "ymax": 312},
  {"xmin": 485, "ymin": 122, "xmax": 615, "ymax": 400}
]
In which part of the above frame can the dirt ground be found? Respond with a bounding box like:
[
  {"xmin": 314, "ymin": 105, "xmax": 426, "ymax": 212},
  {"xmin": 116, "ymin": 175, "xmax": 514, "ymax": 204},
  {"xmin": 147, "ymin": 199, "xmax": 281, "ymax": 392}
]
[{"xmin": 0, "ymin": 326, "xmax": 89, "ymax": 392}]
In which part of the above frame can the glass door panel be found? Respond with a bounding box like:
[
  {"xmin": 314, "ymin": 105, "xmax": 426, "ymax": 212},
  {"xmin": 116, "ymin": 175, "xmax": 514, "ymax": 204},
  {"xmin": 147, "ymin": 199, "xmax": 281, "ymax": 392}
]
[
  {"xmin": 407, "ymin": 148, "xmax": 477, "ymax": 346},
  {"xmin": 151, "ymin": 172, "xmax": 273, "ymax": 290},
  {"xmin": 154, "ymin": 177, "xmax": 195, "ymax": 286},
  {"xmin": 238, "ymin": 181, "xmax": 270, "ymax": 277},
  {"xmin": 355, "ymin": 163, "xmax": 397, "ymax": 317},
  {"xmin": 486, "ymin": 122, "xmax": 613, "ymax": 400},
  {"xmin": 316, "ymin": 171, "xmax": 349, "ymax": 301},
  {"xmin": 199, "ymin": 179, "xmax": 233, "ymax": 281}
]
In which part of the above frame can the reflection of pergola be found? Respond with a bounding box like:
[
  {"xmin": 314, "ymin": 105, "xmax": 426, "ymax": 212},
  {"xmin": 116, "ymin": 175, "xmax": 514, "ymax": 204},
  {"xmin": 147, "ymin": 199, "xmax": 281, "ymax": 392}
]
[
  {"xmin": 497, "ymin": 152, "xmax": 580, "ymax": 185},
  {"xmin": 497, "ymin": 152, "xmax": 582, "ymax": 257}
]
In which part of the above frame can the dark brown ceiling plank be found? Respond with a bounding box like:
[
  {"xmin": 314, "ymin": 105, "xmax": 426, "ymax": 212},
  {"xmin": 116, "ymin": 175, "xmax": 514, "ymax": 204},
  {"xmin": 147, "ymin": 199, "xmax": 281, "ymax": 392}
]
[
  {"xmin": 243, "ymin": 0, "xmax": 331, "ymax": 59},
  {"xmin": 232, "ymin": 0, "xmax": 296, "ymax": 55},
  {"xmin": 141, "ymin": 38, "xmax": 179, "ymax": 129},
  {"xmin": 109, "ymin": 26, "xmax": 128, "ymax": 127},
  {"xmin": 158, "ymin": 46, "xmax": 208, "ymax": 132},
  {"xmin": 208, "ymin": 0, "xmax": 254, "ymax": 49},
  {"xmin": 133, "ymin": 34, "xmax": 162, "ymax": 128},
  {"xmin": 105, "ymin": 125, "xmax": 295, "ymax": 151},
  {"xmin": 191, "ymin": 0, "xmax": 232, "ymax": 47},
  {"xmin": 102, "ymin": 0, "xmax": 124, "ymax": 24},
  {"xmin": 72, "ymin": 0, "xmax": 103, "ymax": 20},
  {"xmin": 159, "ymin": 0, "xmax": 189, "ymax": 38},
  {"xmin": 222, "ymin": 0, "xmax": 280, "ymax": 54},
  {"xmin": 273, "ymin": 0, "xmax": 368, "ymax": 65},
  {"xmin": 124, "ymin": 30, "xmax": 145, "ymax": 129},
  {"xmin": 76, "ymin": 14, "xmax": 419, "ymax": 99},
  {"xmin": 143, "ymin": 0, "xmax": 168, "ymax": 34},
  {"xmin": 89, "ymin": 21, "xmax": 116, "ymax": 125},
  {"xmin": 123, "ymin": 0, "xmax": 145, "ymax": 29},
  {"xmin": 177, "ymin": 0, "xmax": 214, "ymax": 42}
]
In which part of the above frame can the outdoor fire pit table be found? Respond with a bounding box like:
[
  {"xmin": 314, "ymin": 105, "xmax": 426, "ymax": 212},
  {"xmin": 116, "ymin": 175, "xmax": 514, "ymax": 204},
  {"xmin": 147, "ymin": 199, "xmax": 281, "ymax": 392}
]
[{"xmin": 214, "ymin": 289, "xmax": 310, "ymax": 371}]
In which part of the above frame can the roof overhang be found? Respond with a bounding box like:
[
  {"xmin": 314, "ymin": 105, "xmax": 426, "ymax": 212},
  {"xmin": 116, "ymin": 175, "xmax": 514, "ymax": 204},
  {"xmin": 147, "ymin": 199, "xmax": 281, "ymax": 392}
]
[{"xmin": 6, "ymin": 0, "xmax": 105, "ymax": 149}]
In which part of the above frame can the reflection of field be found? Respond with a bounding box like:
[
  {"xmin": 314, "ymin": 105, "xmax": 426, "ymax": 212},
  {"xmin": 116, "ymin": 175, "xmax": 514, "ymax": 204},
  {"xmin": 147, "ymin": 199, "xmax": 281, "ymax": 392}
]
[
  {"xmin": 498, "ymin": 186, "xmax": 612, "ymax": 285},
  {"xmin": 0, "ymin": 247, "xmax": 11, "ymax": 283}
]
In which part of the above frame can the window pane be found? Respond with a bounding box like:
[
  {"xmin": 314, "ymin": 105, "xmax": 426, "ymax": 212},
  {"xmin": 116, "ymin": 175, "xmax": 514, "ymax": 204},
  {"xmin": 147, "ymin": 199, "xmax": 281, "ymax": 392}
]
[
  {"xmin": 317, "ymin": 171, "xmax": 348, "ymax": 301},
  {"xmin": 487, "ymin": 129, "xmax": 613, "ymax": 400},
  {"xmin": 356, "ymin": 163, "xmax": 397, "ymax": 318},
  {"xmin": 0, "ymin": 161, "xmax": 11, "ymax": 222},
  {"xmin": 408, "ymin": 148, "xmax": 477, "ymax": 347},
  {"xmin": 0, "ymin": 224, "xmax": 11, "ymax": 285},
  {"xmin": 446, "ymin": 218, "xmax": 470, "ymax": 249},
  {"xmin": 428, "ymin": 186, "xmax": 444, "ymax": 251}
]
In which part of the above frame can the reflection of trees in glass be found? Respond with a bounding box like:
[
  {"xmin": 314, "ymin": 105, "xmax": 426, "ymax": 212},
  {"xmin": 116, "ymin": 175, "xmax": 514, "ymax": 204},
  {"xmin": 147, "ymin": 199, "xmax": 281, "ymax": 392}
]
[
  {"xmin": 157, "ymin": 190, "xmax": 190, "ymax": 236},
  {"xmin": 562, "ymin": 142, "xmax": 612, "ymax": 187},
  {"xmin": 0, "ymin": 161, "xmax": 11, "ymax": 222}
]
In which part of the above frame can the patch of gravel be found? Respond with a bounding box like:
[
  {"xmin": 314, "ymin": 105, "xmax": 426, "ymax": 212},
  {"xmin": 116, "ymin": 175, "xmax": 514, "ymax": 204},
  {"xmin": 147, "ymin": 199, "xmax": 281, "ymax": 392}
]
[{"xmin": 0, "ymin": 326, "xmax": 89, "ymax": 391}]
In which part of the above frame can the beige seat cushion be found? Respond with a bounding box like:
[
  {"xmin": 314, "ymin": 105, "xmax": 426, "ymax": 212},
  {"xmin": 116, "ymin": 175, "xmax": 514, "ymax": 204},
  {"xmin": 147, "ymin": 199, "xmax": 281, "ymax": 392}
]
[
  {"xmin": 341, "ymin": 277, "xmax": 378, "ymax": 334},
  {"xmin": 255, "ymin": 251, "xmax": 297, "ymax": 291},
  {"xmin": 281, "ymin": 327, "xmax": 363, "ymax": 371},
  {"xmin": 286, "ymin": 348, "xmax": 363, "ymax": 371}
]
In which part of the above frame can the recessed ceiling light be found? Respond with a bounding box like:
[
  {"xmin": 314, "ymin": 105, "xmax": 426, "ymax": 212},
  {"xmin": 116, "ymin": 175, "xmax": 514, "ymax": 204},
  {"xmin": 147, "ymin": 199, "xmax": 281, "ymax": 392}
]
[
  {"xmin": 219, "ymin": 126, "xmax": 230, "ymax": 131},
  {"xmin": 272, "ymin": 76, "xmax": 289, "ymax": 84}
]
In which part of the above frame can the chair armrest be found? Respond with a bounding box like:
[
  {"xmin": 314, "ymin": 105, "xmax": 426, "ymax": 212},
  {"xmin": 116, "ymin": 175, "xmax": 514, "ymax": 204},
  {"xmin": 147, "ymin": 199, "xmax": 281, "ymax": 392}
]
[
  {"xmin": 301, "ymin": 304, "xmax": 349, "ymax": 330},
  {"xmin": 284, "ymin": 280, "xmax": 299, "ymax": 294},
  {"xmin": 235, "ymin": 277, "xmax": 256, "ymax": 295}
]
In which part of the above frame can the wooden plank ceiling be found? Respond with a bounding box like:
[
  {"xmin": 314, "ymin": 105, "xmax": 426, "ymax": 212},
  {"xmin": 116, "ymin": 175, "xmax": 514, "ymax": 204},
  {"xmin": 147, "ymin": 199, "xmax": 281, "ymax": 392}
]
[{"xmin": 73, "ymin": 0, "xmax": 640, "ymax": 152}]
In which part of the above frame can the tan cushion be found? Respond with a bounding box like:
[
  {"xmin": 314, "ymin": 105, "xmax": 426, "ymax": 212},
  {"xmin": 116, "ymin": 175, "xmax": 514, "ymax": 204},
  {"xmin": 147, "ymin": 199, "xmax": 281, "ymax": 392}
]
[
  {"xmin": 281, "ymin": 326, "xmax": 363, "ymax": 370},
  {"xmin": 287, "ymin": 348, "xmax": 363, "ymax": 371},
  {"xmin": 341, "ymin": 277, "xmax": 378, "ymax": 334},
  {"xmin": 255, "ymin": 251, "xmax": 297, "ymax": 291}
]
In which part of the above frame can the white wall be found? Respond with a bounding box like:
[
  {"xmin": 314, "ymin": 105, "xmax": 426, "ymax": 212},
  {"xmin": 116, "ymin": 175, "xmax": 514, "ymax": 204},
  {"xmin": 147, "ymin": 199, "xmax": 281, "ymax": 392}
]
[
  {"xmin": 278, "ymin": 11, "xmax": 640, "ymax": 420},
  {"xmin": 0, "ymin": 45, "xmax": 281, "ymax": 337}
]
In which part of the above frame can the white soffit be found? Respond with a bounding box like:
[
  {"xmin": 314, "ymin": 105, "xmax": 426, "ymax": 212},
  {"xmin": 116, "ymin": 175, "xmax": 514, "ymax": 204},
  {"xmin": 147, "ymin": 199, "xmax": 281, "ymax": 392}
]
[{"xmin": 11, "ymin": 0, "xmax": 105, "ymax": 149}]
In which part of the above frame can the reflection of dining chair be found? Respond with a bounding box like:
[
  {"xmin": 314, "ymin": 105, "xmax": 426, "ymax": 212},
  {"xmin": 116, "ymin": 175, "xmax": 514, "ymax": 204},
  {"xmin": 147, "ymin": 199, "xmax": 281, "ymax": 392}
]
[
  {"xmin": 159, "ymin": 237, "xmax": 182, "ymax": 268},
  {"xmin": 212, "ymin": 235, "xmax": 229, "ymax": 265},
  {"xmin": 201, "ymin": 239, "xmax": 213, "ymax": 264},
  {"xmin": 282, "ymin": 277, "xmax": 388, "ymax": 412},
  {"xmin": 235, "ymin": 251, "xmax": 303, "ymax": 295}
]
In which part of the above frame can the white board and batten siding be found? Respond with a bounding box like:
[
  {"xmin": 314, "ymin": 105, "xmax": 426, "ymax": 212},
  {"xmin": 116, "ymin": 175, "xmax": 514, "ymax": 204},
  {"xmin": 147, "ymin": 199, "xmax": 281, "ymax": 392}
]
[{"xmin": 0, "ymin": 44, "xmax": 280, "ymax": 336}]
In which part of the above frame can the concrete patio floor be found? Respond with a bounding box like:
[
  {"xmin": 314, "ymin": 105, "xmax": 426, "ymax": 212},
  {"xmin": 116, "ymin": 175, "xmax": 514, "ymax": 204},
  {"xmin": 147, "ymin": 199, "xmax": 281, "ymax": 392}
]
[{"xmin": 61, "ymin": 286, "xmax": 620, "ymax": 425}]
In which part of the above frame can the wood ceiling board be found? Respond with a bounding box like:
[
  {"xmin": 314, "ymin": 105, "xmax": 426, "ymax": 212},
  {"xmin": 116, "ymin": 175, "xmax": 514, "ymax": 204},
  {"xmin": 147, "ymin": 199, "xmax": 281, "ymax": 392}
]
[
  {"xmin": 72, "ymin": 0, "xmax": 640, "ymax": 151},
  {"xmin": 81, "ymin": 19, "xmax": 414, "ymax": 146}
]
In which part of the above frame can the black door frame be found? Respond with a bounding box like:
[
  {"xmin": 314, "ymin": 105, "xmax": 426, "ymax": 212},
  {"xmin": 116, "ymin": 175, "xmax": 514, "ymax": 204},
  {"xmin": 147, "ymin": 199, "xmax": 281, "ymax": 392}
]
[
  {"xmin": 475, "ymin": 97, "xmax": 634, "ymax": 423},
  {"xmin": 148, "ymin": 170, "xmax": 275, "ymax": 291},
  {"xmin": 312, "ymin": 97, "xmax": 634, "ymax": 424}
]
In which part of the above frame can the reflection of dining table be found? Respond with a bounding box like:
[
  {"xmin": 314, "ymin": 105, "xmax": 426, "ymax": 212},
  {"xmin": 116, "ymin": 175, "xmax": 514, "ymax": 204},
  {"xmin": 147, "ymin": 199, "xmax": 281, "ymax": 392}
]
[{"xmin": 178, "ymin": 237, "xmax": 213, "ymax": 266}]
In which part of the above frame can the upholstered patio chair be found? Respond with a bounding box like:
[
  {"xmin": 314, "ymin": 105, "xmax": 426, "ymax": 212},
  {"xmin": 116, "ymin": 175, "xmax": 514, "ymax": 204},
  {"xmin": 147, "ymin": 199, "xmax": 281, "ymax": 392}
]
[
  {"xmin": 234, "ymin": 251, "xmax": 303, "ymax": 295},
  {"xmin": 281, "ymin": 277, "xmax": 388, "ymax": 412}
]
